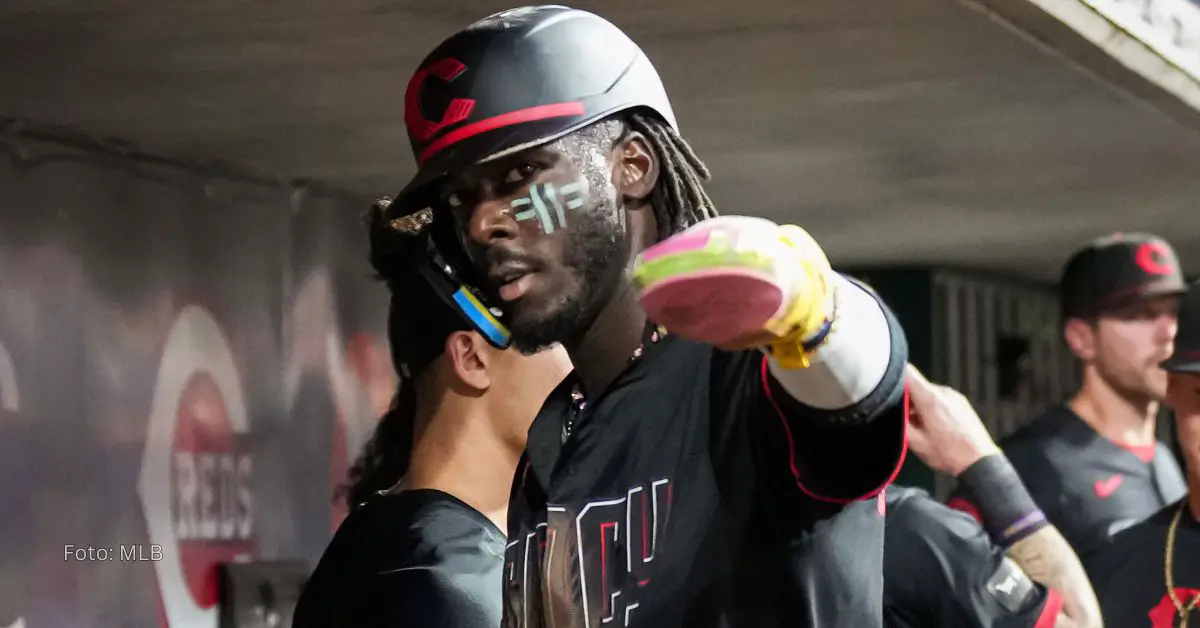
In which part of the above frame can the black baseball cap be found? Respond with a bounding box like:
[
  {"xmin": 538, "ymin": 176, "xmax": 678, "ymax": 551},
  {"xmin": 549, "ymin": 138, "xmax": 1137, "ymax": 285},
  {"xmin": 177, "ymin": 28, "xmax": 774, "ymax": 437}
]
[
  {"xmin": 1162, "ymin": 281, "xmax": 1200, "ymax": 373},
  {"xmin": 1059, "ymin": 232, "xmax": 1186, "ymax": 319}
]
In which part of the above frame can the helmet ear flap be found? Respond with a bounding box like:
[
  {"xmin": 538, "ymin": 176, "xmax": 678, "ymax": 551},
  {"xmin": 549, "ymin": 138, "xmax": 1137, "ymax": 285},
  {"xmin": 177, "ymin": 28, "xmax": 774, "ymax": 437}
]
[
  {"xmin": 421, "ymin": 212, "xmax": 513, "ymax": 350},
  {"xmin": 428, "ymin": 213, "xmax": 478, "ymax": 284},
  {"xmin": 370, "ymin": 199, "xmax": 512, "ymax": 352}
]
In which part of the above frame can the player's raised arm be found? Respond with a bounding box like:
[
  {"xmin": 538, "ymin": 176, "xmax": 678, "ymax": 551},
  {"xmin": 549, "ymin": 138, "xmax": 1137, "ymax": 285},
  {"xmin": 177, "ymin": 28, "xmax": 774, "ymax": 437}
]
[
  {"xmin": 634, "ymin": 217, "xmax": 908, "ymax": 501},
  {"xmin": 907, "ymin": 365, "xmax": 1103, "ymax": 628}
]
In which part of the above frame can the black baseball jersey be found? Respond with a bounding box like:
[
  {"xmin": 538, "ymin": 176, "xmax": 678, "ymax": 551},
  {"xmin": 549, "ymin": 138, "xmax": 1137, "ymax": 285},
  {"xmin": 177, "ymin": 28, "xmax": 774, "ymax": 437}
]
[
  {"xmin": 293, "ymin": 489, "xmax": 505, "ymax": 628},
  {"xmin": 1087, "ymin": 500, "xmax": 1200, "ymax": 628},
  {"xmin": 949, "ymin": 406, "xmax": 1185, "ymax": 558},
  {"xmin": 503, "ymin": 301, "xmax": 909, "ymax": 627},
  {"xmin": 883, "ymin": 486, "xmax": 1061, "ymax": 628}
]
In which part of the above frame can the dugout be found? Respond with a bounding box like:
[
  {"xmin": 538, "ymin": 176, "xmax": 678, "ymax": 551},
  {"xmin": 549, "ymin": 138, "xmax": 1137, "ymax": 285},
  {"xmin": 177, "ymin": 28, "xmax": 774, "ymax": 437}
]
[
  {"xmin": 851, "ymin": 266, "xmax": 1186, "ymax": 497},
  {"xmin": 4, "ymin": 0, "xmax": 1200, "ymax": 624}
]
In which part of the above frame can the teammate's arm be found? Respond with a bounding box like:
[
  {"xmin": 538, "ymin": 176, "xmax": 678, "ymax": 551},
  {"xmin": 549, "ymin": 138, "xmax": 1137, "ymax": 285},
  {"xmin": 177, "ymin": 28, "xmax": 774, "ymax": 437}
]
[
  {"xmin": 908, "ymin": 366, "xmax": 1102, "ymax": 628},
  {"xmin": 885, "ymin": 488, "xmax": 1055, "ymax": 628},
  {"xmin": 1003, "ymin": 526, "xmax": 1097, "ymax": 628}
]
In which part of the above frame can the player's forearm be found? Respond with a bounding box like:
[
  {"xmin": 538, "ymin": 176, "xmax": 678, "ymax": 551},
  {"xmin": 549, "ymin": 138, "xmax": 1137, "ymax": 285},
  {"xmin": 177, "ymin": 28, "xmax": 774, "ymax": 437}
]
[
  {"xmin": 1005, "ymin": 526, "xmax": 1103, "ymax": 628},
  {"xmin": 955, "ymin": 455, "xmax": 1102, "ymax": 628},
  {"xmin": 765, "ymin": 275, "xmax": 905, "ymax": 423}
]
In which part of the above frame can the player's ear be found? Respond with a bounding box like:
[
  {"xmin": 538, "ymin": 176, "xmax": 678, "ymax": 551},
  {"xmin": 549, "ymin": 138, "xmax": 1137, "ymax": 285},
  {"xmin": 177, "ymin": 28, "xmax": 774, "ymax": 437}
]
[
  {"xmin": 1063, "ymin": 317, "xmax": 1097, "ymax": 361},
  {"xmin": 445, "ymin": 331, "xmax": 492, "ymax": 392},
  {"xmin": 614, "ymin": 132, "xmax": 658, "ymax": 204}
]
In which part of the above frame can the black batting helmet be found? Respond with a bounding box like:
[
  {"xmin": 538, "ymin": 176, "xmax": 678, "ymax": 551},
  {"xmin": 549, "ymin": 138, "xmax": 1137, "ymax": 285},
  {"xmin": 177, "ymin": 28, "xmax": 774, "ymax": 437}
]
[{"xmin": 390, "ymin": 5, "xmax": 677, "ymax": 213}]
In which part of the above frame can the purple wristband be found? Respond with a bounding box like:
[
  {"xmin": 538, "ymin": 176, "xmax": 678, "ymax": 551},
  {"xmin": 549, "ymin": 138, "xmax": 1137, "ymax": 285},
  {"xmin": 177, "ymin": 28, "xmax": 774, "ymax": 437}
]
[{"xmin": 956, "ymin": 454, "xmax": 1048, "ymax": 547}]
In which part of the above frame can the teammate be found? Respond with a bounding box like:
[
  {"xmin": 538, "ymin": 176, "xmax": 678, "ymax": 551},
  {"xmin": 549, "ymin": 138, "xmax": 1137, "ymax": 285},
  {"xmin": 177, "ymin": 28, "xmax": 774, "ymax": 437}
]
[
  {"xmin": 951, "ymin": 232, "xmax": 1187, "ymax": 557},
  {"xmin": 380, "ymin": 6, "xmax": 908, "ymax": 626},
  {"xmin": 886, "ymin": 365, "xmax": 1101, "ymax": 628},
  {"xmin": 292, "ymin": 200, "xmax": 572, "ymax": 627},
  {"xmin": 1088, "ymin": 280, "xmax": 1200, "ymax": 627}
]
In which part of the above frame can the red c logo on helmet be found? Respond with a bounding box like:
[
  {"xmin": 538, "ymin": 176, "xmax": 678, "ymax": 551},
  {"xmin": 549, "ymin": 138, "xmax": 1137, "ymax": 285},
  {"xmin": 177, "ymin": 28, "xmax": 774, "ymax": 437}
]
[
  {"xmin": 1135, "ymin": 242, "xmax": 1174, "ymax": 276},
  {"xmin": 404, "ymin": 58, "xmax": 476, "ymax": 143}
]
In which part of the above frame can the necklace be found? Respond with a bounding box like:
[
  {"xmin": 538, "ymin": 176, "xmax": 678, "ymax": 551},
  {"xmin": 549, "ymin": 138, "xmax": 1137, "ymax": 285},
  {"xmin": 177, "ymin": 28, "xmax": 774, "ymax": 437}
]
[
  {"xmin": 562, "ymin": 323, "xmax": 666, "ymax": 443},
  {"xmin": 1165, "ymin": 499, "xmax": 1199, "ymax": 627}
]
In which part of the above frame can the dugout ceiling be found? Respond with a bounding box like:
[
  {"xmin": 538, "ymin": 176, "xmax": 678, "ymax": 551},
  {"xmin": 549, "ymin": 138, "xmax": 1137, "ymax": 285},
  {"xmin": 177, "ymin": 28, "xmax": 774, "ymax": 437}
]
[{"xmin": 2, "ymin": 0, "xmax": 1199, "ymax": 282}]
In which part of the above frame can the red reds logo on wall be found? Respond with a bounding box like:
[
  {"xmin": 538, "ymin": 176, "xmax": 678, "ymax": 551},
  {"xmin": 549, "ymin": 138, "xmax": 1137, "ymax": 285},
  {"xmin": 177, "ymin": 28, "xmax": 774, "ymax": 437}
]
[{"xmin": 139, "ymin": 305, "xmax": 255, "ymax": 627}]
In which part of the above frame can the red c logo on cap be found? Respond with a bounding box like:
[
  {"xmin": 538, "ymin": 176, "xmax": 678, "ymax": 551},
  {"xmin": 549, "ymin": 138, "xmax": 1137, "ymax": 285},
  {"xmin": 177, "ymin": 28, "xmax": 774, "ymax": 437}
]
[
  {"xmin": 1135, "ymin": 242, "xmax": 1174, "ymax": 276},
  {"xmin": 404, "ymin": 58, "xmax": 477, "ymax": 143}
]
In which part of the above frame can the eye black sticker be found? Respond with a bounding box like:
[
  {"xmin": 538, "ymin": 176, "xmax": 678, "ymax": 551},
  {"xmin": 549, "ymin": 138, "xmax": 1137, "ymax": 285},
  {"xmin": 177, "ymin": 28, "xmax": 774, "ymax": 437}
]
[{"xmin": 511, "ymin": 181, "xmax": 587, "ymax": 234}]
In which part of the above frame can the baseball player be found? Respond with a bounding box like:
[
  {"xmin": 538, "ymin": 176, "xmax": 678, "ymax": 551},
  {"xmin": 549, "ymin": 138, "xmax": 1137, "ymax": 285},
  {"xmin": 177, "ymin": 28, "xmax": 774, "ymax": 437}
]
[
  {"xmin": 379, "ymin": 6, "xmax": 909, "ymax": 626},
  {"xmin": 951, "ymin": 233, "xmax": 1187, "ymax": 557}
]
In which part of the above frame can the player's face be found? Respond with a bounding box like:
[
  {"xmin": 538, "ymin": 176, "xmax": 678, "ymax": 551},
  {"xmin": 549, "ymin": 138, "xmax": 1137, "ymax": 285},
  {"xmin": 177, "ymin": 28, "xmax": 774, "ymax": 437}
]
[
  {"xmin": 443, "ymin": 130, "xmax": 629, "ymax": 353},
  {"xmin": 1091, "ymin": 296, "xmax": 1180, "ymax": 401},
  {"xmin": 1166, "ymin": 371, "xmax": 1200, "ymax": 477}
]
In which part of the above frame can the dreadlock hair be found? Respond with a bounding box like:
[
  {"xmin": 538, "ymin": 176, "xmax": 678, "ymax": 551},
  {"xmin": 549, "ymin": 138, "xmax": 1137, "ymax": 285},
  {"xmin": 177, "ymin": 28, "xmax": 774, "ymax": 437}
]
[{"xmin": 624, "ymin": 111, "xmax": 720, "ymax": 240}]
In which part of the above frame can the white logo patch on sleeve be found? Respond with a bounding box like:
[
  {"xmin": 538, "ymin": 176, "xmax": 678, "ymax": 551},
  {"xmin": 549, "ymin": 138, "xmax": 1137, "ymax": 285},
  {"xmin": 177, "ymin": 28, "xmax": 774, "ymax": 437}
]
[{"xmin": 986, "ymin": 557, "xmax": 1037, "ymax": 613}]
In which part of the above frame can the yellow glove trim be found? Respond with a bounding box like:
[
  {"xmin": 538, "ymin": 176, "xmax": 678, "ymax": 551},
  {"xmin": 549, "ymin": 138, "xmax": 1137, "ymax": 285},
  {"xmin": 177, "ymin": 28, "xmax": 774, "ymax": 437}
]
[{"xmin": 764, "ymin": 224, "xmax": 836, "ymax": 369}]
